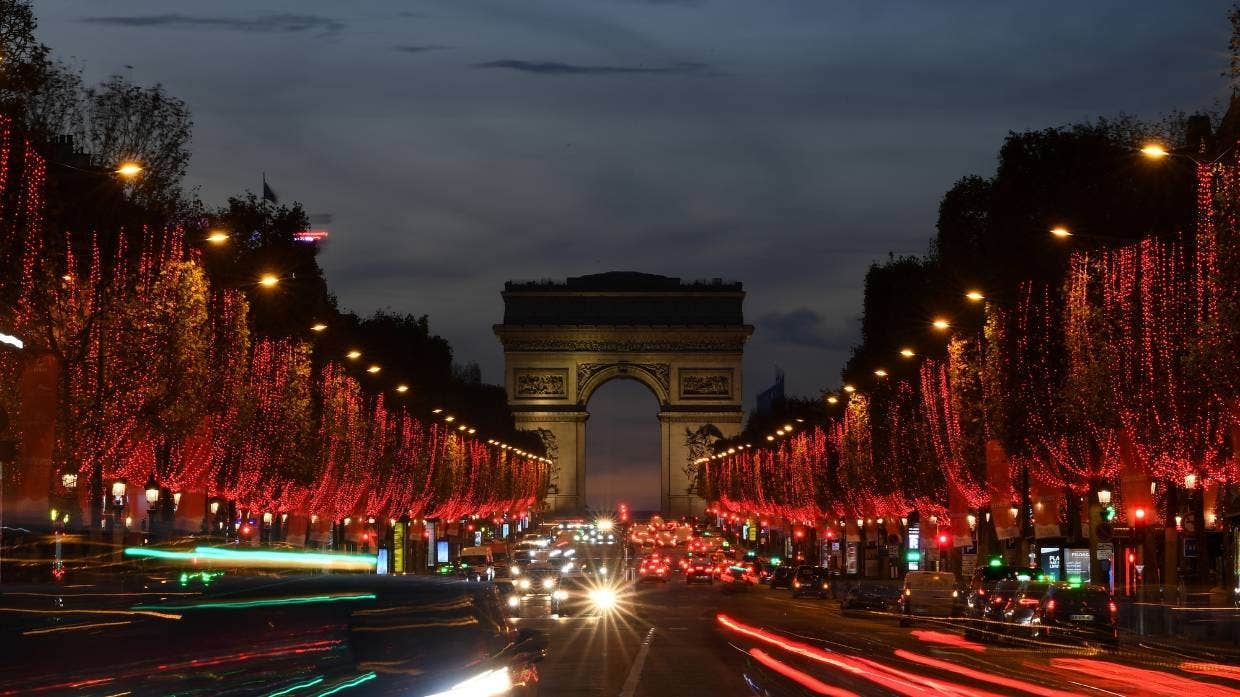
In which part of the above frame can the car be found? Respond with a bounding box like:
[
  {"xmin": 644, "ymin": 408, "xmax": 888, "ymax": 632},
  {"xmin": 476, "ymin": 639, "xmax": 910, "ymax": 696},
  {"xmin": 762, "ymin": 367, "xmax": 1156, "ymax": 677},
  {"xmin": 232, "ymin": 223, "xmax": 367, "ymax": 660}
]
[
  {"xmin": 790, "ymin": 566, "xmax": 831, "ymax": 598},
  {"xmin": 998, "ymin": 579, "xmax": 1054, "ymax": 638},
  {"xmin": 967, "ymin": 577, "xmax": 1024, "ymax": 640},
  {"xmin": 515, "ymin": 567, "xmax": 561, "ymax": 597},
  {"xmin": 720, "ymin": 566, "xmax": 752, "ymax": 593},
  {"xmin": 1, "ymin": 575, "xmax": 547, "ymax": 695},
  {"xmin": 768, "ymin": 565, "xmax": 795, "ymax": 590},
  {"xmin": 638, "ymin": 558, "xmax": 670, "ymax": 583},
  {"xmin": 840, "ymin": 582, "xmax": 901, "ymax": 614},
  {"xmin": 898, "ymin": 571, "xmax": 961, "ymax": 626},
  {"xmin": 552, "ymin": 576, "xmax": 624, "ymax": 617},
  {"xmin": 685, "ymin": 557, "xmax": 714, "ymax": 584},
  {"xmin": 963, "ymin": 565, "xmax": 1040, "ymax": 639},
  {"xmin": 1030, "ymin": 584, "xmax": 1119, "ymax": 646}
]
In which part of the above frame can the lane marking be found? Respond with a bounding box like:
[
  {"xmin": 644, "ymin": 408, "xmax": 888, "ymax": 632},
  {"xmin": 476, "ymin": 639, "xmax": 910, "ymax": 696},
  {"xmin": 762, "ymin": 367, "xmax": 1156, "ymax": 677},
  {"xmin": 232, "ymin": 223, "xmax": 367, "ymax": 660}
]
[{"xmin": 618, "ymin": 627, "xmax": 655, "ymax": 697}]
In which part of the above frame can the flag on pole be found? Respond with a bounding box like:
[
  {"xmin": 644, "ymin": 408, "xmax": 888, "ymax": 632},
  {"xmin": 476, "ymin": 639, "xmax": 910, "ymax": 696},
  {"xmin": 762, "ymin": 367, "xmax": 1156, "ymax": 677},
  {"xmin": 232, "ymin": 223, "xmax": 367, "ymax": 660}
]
[{"xmin": 262, "ymin": 173, "xmax": 279, "ymax": 204}]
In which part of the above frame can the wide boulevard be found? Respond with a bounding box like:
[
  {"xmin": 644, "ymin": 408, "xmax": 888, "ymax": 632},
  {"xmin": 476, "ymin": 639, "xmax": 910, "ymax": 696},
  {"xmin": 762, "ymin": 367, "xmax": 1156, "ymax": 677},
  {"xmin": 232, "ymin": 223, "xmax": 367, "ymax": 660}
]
[{"xmin": 528, "ymin": 573, "xmax": 1240, "ymax": 696}]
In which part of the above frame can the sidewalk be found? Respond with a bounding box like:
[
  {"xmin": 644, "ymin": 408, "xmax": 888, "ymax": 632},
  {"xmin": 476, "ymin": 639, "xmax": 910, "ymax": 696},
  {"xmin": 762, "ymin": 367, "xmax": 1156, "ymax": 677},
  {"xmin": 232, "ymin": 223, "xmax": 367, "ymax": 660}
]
[{"xmin": 1117, "ymin": 600, "xmax": 1240, "ymax": 648}]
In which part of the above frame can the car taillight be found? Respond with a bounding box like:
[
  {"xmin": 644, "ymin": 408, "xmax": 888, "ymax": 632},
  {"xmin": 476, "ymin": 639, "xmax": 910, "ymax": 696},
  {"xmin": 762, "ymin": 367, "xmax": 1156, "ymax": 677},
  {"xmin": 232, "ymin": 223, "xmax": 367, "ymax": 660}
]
[
  {"xmin": 1109, "ymin": 601, "xmax": 1117, "ymax": 615},
  {"xmin": 991, "ymin": 595, "xmax": 1005, "ymax": 605},
  {"xmin": 1045, "ymin": 599, "xmax": 1056, "ymax": 613},
  {"xmin": 793, "ymin": 581, "xmax": 801, "ymax": 588},
  {"xmin": 1018, "ymin": 597, "xmax": 1039, "ymax": 606}
]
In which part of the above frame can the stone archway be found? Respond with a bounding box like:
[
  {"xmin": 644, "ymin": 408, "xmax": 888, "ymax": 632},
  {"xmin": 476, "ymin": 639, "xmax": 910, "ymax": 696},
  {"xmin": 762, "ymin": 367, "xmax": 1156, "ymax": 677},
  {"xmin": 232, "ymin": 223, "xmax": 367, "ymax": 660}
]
[{"xmin": 494, "ymin": 272, "xmax": 753, "ymax": 516}]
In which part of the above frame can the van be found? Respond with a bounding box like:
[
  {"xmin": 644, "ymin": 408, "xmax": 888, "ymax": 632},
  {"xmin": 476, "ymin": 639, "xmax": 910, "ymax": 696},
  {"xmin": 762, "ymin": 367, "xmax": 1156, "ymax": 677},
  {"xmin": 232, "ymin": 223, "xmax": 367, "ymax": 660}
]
[
  {"xmin": 459, "ymin": 546, "xmax": 494, "ymax": 581},
  {"xmin": 899, "ymin": 570, "xmax": 961, "ymax": 625}
]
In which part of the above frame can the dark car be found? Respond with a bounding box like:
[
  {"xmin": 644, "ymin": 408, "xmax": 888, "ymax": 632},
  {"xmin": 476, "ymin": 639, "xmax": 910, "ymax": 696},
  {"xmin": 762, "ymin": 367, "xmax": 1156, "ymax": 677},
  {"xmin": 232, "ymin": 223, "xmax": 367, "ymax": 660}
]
[
  {"xmin": 1031, "ymin": 584, "xmax": 1118, "ymax": 646},
  {"xmin": 685, "ymin": 556, "xmax": 714, "ymax": 584},
  {"xmin": 791, "ymin": 566, "xmax": 831, "ymax": 598},
  {"xmin": 0, "ymin": 575, "xmax": 546, "ymax": 695},
  {"xmin": 1000, "ymin": 579, "xmax": 1054, "ymax": 638},
  {"xmin": 963, "ymin": 565, "xmax": 1041, "ymax": 639},
  {"xmin": 840, "ymin": 582, "xmax": 902, "ymax": 614},
  {"xmin": 720, "ymin": 566, "xmax": 752, "ymax": 593},
  {"xmin": 768, "ymin": 565, "xmax": 795, "ymax": 590}
]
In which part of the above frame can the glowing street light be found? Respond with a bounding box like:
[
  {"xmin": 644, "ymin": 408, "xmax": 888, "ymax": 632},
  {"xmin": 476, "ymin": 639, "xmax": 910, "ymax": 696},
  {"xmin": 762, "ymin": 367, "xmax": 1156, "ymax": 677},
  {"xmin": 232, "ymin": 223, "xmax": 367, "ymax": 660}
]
[
  {"xmin": 965, "ymin": 290, "xmax": 985, "ymax": 302},
  {"xmin": 900, "ymin": 348, "xmax": 915, "ymax": 358},
  {"xmin": 346, "ymin": 350, "xmax": 362, "ymax": 360},
  {"xmin": 258, "ymin": 273, "xmax": 280, "ymax": 288},
  {"xmin": 115, "ymin": 161, "xmax": 143, "ymax": 178},
  {"xmin": 826, "ymin": 395, "xmax": 839, "ymax": 404},
  {"xmin": 311, "ymin": 323, "xmax": 327, "ymax": 332},
  {"xmin": 932, "ymin": 318, "xmax": 951, "ymax": 331},
  {"xmin": 366, "ymin": 365, "xmax": 381, "ymax": 374},
  {"xmin": 1140, "ymin": 143, "xmax": 1169, "ymax": 159},
  {"xmin": 206, "ymin": 230, "xmax": 230, "ymax": 245},
  {"xmin": 1050, "ymin": 226, "xmax": 1072, "ymax": 239},
  {"xmin": 873, "ymin": 369, "xmax": 888, "ymax": 377},
  {"xmin": 395, "ymin": 384, "xmax": 409, "ymax": 393},
  {"xmin": 842, "ymin": 384, "xmax": 856, "ymax": 393}
]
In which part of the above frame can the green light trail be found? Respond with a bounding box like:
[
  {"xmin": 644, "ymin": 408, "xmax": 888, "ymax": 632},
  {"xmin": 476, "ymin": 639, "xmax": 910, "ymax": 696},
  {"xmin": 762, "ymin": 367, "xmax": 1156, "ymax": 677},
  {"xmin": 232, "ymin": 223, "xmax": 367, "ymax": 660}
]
[
  {"xmin": 265, "ymin": 676, "xmax": 325, "ymax": 697},
  {"xmin": 132, "ymin": 593, "xmax": 375, "ymax": 611},
  {"xmin": 315, "ymin": 672, "xmax": 377, "ymax": 697}
]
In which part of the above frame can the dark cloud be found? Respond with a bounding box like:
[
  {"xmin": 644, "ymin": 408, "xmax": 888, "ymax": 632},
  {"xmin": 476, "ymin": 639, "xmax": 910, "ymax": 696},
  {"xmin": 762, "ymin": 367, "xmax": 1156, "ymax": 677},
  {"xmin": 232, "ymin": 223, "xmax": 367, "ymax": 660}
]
[
  {"xmin": 394, "ymin": 44, "xmax": 449, "ymax": 54},
  {"xmin": 757, "ymin": 308, "xmax": 854, "ymax": 351},
  {"xmin": 80, "ymin": 14, "xmax": 345, "ymax": 34},
  {"xmin": 473, "ymin": 60, "xmax": 709, "ymax": 76}
]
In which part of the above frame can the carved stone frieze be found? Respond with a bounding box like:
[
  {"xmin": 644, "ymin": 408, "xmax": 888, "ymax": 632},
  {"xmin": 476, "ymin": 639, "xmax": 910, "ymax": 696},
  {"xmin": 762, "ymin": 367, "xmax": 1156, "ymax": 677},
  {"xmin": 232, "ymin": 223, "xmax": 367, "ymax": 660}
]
[
  {"xmin": 514, "ymin": 369, "xmax": 568, "ymax": 398},
  {"xmin": 679, "ymin": 368, "xmax": 733, "ymax": 399},
  {"xmin": 576, "ymin": 362, "xmax": 670, "ymax": 402},
  {"xmin": 494, "ymin": 326, "xmax": 752, "ymax": 353}
]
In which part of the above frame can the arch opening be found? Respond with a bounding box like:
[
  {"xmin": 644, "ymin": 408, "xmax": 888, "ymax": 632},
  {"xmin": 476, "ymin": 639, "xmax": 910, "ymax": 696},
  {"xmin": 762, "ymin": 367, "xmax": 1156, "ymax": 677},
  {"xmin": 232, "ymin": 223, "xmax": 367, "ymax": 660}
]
[{"xmin": 584, "ymin": 377, "xmax": 661, "ymax": 513}]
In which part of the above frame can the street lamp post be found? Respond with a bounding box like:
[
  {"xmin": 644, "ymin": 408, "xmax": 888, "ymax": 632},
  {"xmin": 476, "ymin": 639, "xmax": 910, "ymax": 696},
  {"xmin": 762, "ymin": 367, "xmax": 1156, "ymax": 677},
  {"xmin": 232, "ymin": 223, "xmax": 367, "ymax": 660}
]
[{"xmin": 144, "ymin": 475, "xmax": 160, "ymax": 542}]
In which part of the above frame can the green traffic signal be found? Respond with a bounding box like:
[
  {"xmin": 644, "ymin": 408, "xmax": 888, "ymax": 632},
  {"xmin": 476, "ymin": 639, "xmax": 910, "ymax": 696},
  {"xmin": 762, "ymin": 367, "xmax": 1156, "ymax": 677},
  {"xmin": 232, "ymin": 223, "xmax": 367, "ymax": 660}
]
[{"xmin": 1102, "ymin": 505, "xmax": 1116, "ymax": 522}]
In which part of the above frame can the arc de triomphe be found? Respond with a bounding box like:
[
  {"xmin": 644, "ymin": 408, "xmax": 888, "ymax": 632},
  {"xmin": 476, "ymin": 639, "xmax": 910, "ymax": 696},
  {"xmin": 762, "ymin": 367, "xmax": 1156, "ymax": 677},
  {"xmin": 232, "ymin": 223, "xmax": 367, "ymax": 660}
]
[{"xmin": 494, "ymin": 272, "xmax": 753, "ymax": 516}]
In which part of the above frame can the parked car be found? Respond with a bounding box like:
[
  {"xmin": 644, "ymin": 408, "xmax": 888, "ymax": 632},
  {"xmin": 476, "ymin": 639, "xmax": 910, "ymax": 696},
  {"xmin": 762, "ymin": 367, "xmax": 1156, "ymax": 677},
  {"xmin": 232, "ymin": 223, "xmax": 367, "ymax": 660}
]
[
  {"xmin": 1031, "ymin": 584, "xmax": 1118, "ymax": 646},
  {"xmin": 840, "ymin": 583, "xmax": 902, "ymax": 614},
  {"xmin": 898, "ymin": 571, "xmax": 961, "ymax": 626},
  {"xmin": 791, "ymin": 566, "xmax": 831, "ymax": 599},
  {"xmin": 768, "ymin": 565, "xmax": 796, "ymax": 590}
]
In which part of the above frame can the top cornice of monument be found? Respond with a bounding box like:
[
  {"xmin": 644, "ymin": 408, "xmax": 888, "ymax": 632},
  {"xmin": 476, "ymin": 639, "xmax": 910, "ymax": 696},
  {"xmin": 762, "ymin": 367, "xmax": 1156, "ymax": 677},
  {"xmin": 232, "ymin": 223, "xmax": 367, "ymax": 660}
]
[{"xmin": 503, "ymin": 272, "xmax": 743, "ymax": 294}]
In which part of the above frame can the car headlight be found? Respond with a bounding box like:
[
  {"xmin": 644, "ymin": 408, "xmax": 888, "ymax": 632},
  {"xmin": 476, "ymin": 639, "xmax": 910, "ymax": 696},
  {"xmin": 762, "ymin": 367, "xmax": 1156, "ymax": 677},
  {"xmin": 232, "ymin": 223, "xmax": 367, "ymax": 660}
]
[
  {"xmin": 553, "ymin": 590, "xmax": 568, "ymax": 600},
  {"xmin": 589, "ymin": 588, "xmax": 617, "ymax": 611},
  {"xmin": 510, "ymin": 566, "xmax": 521, "ymax": 576},
  {"xmin": 562, "ymin": 562, "xmax": 574, "ymax": 572},
  {"xmin": 507, "ymin": 595, "xmax": 520, "ymax": 608},
  {"xmin": 822, "ymin": 582, "xmax": 830, "ymax": 590},
  {"xmin": 599, "ymin": 566, "xmax": 608, "ymax": 575},
  {"xmin": 424, "ymin": 667, "xmax": 511, "ymax": 697},
  {"xmin": 542, "ymin": 577, "xmax": 556, "ymax": 590},
  {"xmin": 517, "ymin": 578, "xmax": 531, "ymax": 590},
  {"xmin": 952, "ymin": 590, "xmax": 959, "ymax": 598}
]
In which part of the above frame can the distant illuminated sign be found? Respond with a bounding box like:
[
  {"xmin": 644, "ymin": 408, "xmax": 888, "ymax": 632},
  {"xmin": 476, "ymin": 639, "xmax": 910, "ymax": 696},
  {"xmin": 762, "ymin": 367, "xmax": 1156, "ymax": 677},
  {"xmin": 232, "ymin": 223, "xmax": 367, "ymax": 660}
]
[
  {"xmin": 393, "ymin": 522, "xmax": 405, "ymax": 573},
  {"xmin": 0, "ymin": 333, "xmax": 22, "ymax": 349}
]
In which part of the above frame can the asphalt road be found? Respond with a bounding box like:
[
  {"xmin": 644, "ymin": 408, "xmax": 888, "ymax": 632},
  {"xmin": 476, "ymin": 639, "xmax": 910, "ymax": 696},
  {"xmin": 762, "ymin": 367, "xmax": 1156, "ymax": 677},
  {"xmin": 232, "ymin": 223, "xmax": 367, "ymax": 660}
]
[{"xmin": 522, "ymin": 574, "xmax": 1240, "ymax": 697}]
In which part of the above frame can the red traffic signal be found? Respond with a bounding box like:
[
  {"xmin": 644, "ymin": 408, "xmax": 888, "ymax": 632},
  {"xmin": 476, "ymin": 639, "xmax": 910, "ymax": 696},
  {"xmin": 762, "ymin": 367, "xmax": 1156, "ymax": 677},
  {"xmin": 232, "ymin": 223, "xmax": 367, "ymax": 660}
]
[
  {"xmin": 937, "ymin": 533, "xmax": 950, "ymax": 548},
  {"xmin": 1133, "ymin": 508, "xmax": 1146, "ymax": 524}
]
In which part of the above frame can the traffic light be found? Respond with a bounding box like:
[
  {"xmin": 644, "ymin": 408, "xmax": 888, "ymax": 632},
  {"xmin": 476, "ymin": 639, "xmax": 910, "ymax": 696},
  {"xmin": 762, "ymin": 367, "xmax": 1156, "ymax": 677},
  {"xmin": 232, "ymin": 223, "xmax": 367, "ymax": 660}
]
[
  {"xmin": 937, "ymin": 533, "xmax": 950, "ymax": 549},
  {"xmin": 1101, "ymin": 505, "xmax": 1116, "ymax": 522}
]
